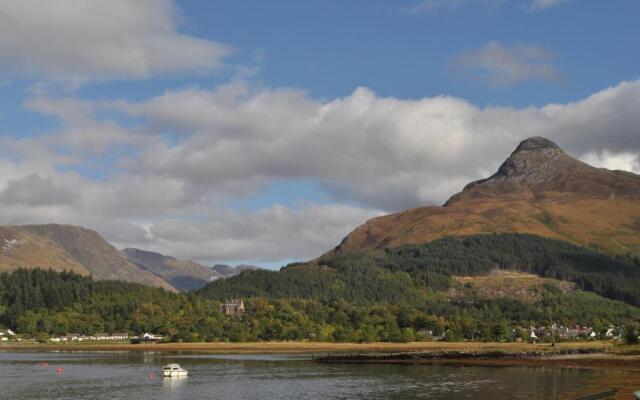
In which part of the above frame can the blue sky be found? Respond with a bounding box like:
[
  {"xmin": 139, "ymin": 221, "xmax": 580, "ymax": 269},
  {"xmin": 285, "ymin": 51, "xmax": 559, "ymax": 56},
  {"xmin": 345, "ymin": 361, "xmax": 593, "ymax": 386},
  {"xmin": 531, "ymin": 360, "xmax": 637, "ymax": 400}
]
[
  {"xmin": 178, "ymin": 0, "xmax": 639, "ymax": 106},
  {"xmin": 0, "ymin": 0, "xmax": 639, "ymax": 267}
]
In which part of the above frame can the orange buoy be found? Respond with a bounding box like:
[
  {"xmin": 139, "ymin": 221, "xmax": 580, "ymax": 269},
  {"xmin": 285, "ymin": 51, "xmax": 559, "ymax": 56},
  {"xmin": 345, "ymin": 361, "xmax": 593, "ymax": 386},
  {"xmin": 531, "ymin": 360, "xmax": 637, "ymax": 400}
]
[{"xmin": 56, "ymin": 367, "xmax": 64, "ymax": 373}]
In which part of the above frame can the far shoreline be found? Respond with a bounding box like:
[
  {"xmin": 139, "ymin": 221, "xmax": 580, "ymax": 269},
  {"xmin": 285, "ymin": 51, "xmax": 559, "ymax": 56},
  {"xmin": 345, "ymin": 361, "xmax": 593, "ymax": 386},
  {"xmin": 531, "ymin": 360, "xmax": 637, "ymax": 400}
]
[
  {"xmin": 1, "ymin": 340, "xmax": 617, "ymax": 354},
  {"xmin": 3, "ymin": 340, "xmax": 640, "ymax": 369}
]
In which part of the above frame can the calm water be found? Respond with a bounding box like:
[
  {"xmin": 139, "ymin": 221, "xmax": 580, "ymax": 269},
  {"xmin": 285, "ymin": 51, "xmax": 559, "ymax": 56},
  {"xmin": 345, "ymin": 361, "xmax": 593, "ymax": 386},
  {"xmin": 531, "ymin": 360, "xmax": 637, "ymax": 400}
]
[{"xmin": 1, "ymin": 351, "xmax": 639, "ymax": 399}]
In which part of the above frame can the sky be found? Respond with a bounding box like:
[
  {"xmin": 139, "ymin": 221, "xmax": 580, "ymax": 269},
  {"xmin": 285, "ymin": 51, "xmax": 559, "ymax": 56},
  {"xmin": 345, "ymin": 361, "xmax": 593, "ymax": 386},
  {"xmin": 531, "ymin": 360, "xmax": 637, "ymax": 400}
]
[{"xmin": 0, "ymin": 0, "xmax": 639, "ymax": 268}]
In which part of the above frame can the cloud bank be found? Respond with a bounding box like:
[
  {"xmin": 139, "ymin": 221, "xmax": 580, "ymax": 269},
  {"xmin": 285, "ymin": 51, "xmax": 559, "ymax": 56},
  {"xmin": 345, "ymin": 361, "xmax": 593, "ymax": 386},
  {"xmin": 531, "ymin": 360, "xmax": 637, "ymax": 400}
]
[
  {"xmin": 0, "ymin": 0, "xmax": 634, "ymax": 267},
  {"xmin": 1, "ymin": 80, "xmax": 640, "ymax": 265}
]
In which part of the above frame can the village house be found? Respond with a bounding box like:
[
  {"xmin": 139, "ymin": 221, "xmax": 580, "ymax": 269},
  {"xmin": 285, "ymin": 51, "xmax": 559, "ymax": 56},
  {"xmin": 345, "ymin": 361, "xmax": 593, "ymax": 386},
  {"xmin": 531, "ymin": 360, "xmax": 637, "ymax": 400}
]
[
  {"xmin": 526, "ymin": 324, "xmax": 621, "ymax": 342},
  {"xmin": 524, "ymin": 324, "xmax": 607, "ymax": 341},
  {"xmin": 92, "ymin": 332, "xmax": 129, "ymax": 341},
  {"xmin": 49, "ymin": 332, "xmax": 130, "ymax": 343},
  {"xmin": 605, "ymin": 327, "xmax": 621, "ymax": 339},
  {"xmin": 556, "ymin": 325, "xmax": 595, "ymax": 339},
  {"xmin": 110, "ymin": 332, "xmax": 129, "ymax": 340},
  {"xmin": 67, "ymin": 333, "xmax": 83, "ymax": 341},
  {"xmin": 130, "ymin": 332, "xmax": 164, "ymax": 344},
  {"xmin": 221, "ymin": 299, "xmax": 246, "ymax": 316},
  {"xmin": 0, "ymin": 328, "xmax": 16, "ymax": 341}
]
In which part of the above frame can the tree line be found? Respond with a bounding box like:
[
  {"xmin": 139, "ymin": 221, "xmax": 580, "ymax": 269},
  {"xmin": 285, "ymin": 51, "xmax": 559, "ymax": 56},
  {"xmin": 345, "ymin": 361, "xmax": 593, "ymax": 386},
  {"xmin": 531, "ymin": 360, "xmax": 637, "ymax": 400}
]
[
  {"xmin": 199, "ymin": 233, "xmax": 640, "ymax": 306},
  {"xmin": 1, "ymin": 263, "xmax": 639, "ymax": 343}
]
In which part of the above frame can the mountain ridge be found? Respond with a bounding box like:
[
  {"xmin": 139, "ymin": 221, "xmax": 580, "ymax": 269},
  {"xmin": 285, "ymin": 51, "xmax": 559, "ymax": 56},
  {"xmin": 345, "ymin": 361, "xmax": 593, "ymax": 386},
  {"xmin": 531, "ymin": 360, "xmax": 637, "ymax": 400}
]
[
  {"xmin": 17, "ymin": 224, "xmax": 176, "ymax": 291},
  {"xmin": 121, "ymin": 248, "xmax": 221, "ymax": 291},
  {"xmin": 211, "ymin": 264, "xmax": 259, "ymax": 277},
  {"xmin": 328, "ymin": 136, "xmax": 640, "ymax": 257},
  {"xmin": 0, "ymin": 224, "xmax": 184, "ymax": 291}
]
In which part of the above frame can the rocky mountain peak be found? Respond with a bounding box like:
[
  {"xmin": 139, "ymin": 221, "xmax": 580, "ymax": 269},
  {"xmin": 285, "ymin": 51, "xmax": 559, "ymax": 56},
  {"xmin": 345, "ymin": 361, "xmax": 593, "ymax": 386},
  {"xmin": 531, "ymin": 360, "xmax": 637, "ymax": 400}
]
[
  {"xmin": 491, "ymin": 136, "xmax": 578, "ymax": 182},
  {"xmin": 513, "ymin": 136, "xmax": 562, "ymax": 153},
  {"xmin": 444, "ymin": 136, "xmax": 640, "ymax": 206}
]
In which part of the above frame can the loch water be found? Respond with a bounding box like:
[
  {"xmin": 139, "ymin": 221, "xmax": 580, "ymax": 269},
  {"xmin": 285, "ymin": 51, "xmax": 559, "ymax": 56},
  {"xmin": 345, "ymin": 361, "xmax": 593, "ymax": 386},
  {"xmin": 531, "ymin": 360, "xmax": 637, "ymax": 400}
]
[{"xmin": 1, "ymin": 351, "xmax": 639, "ymax": 399}]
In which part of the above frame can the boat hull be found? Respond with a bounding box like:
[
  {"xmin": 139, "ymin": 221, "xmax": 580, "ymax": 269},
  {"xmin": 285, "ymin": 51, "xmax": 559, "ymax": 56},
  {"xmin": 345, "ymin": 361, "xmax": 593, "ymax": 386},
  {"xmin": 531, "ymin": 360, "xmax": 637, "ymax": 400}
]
[{"xmin": 163, "ymin": 370, "xmax": 188, "ymax": 377}]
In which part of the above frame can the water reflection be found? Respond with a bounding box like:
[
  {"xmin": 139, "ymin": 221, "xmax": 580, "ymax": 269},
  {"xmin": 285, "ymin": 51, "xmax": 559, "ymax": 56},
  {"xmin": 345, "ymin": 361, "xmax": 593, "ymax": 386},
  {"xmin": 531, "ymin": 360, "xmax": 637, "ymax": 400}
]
[
  {"xmin": 162, "ymin": 376, "xmax": 187, "ymax": 392},
  {"xmin": 1, "ymin": 351, "xmax": 639, "ymax": 399}
]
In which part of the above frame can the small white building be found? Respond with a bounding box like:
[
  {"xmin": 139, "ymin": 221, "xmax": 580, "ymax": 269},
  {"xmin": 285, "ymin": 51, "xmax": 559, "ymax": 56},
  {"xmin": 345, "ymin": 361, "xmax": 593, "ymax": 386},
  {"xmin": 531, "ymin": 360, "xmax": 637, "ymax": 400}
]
[
  {"xmin": 110, "ymin": 333, "xmax": 129, "ymax": 340},
  {"xmin": 0, "ymin": 329, "xmax": 16, "ymax": 341},
  {"xmin": 142, "ymin": 333, "xmax": 163, "ymax": 340}
]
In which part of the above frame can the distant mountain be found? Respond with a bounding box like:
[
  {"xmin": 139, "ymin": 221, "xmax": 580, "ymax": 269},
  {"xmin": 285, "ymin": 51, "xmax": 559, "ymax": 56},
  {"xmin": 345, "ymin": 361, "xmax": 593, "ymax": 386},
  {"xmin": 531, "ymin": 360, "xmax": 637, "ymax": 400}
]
[
  {"xmin": 330, "ymin": 137, "xmax": 640, "ymax": 257},
  {"xmin": 211, "ymin": 264, "xmax": 259, "ymax": 277},
  {"xmin": 121, "ymin": 248, "xmax": 220, "ymax": 291},
  {"xmin": 0, "ymin": 222, "xmax": 261, "ymax": 292},
  {"xmin": 0, "ymin": 225, "xmax": 87, "ymax": 275},
  {"xmin": 0, "ymin": 224, "xmax": 175, "ymax": 291}
]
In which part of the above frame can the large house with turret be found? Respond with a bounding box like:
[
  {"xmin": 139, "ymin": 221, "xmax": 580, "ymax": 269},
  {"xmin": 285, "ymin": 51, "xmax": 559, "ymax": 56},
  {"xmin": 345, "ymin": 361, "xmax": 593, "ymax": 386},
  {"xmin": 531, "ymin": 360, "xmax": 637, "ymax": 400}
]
[{"xmin": 221, "ymin": 299, "xmax": 245, "ymax": 316}]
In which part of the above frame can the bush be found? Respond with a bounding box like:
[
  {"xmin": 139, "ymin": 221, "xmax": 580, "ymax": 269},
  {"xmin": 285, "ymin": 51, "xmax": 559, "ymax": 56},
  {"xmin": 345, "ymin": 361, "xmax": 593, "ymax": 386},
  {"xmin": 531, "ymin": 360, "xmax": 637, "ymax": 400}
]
[{"xmin": 625, "ymin": 323, "xmax": 640, "ymax": 344}]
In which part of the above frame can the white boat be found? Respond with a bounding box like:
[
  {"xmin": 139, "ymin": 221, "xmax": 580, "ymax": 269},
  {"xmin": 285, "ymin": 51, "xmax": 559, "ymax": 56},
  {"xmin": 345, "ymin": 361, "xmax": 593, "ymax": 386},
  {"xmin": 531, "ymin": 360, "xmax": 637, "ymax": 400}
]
[{"xmin": 162, "ymin": 363, "xmax": 188, "ymax": 377}]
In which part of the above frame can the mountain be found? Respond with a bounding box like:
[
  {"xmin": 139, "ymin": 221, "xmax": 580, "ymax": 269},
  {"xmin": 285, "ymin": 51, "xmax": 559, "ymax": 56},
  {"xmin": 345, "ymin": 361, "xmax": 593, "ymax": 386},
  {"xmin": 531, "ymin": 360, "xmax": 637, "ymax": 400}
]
[
  {"xmin": 122, "ymin": 248, "xmax": 220, "ymax": 291},
  {"xmin": 198, "ymin": 136, "xmax": 640, "ymax": 312},
  {"xmin": 198, "ymin": 233, "xmax": 640, "ymax": 329},
  {"xmin": 329, "ymin": 137, "xmax": 640, "ymax": 257},
  {"xmin": 0, "ymin": 224, "xmax": 175, "ymax": 291},
  {"xmin": 211, "ymin": 264, "xmax": 259, "ymax": 277},
  {"xmin": 0, "ymin": 225, "xmax": 87, "ymax": 275},
  {"xmin": 0, "ymin": 223, "xmax": 258, "ymax": 292}
]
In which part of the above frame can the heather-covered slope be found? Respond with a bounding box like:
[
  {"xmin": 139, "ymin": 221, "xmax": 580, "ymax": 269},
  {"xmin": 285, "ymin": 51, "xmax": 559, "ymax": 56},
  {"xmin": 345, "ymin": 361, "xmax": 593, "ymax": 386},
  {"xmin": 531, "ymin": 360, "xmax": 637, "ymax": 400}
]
[
  {"xmin": 330, "ymin": 137, "xmax": 640, "ymax": 257},
  {"xmin": 0, "ymin": 226, "xmax": 88, "ymax": 275},
  {"xmin": 0, "ymin": 224, "xmax": 175, "ymax": 291}
]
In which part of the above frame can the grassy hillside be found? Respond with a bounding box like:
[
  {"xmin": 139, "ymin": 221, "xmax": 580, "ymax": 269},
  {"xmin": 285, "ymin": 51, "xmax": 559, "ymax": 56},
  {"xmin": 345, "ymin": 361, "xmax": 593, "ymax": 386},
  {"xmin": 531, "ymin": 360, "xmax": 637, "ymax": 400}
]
[
  {"xmin": 331, "ymin": 138, "xmax": 640, "ymax": 258},
  {"xmin": 199, "ymin": 233, "xmax": 640, "ymax": 306},
  {"xmin": 0, "ymin": 224, "xmax": 176, "ymax": 291},
  {"xmin": 332, "ymin": 196, "xmax": 640, "ymax": 258},
  {"xmin": 21, "ymin": 225, "xmax": 174, "ymax": 290},
  {"xmin": 0, "ymin": 226, "xmax": 89, "ymax": 275}
]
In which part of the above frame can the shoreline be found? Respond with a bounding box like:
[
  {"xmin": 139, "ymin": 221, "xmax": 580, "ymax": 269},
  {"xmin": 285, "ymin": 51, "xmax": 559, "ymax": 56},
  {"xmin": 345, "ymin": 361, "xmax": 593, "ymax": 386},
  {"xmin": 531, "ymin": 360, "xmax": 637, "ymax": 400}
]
[
  {"xmin": 2, "ymin": 340, "xmax": 640, "ymax": 369},
  {"xmin": 0, "ymin": 340, "xmax": 620, "ymax": 353}
]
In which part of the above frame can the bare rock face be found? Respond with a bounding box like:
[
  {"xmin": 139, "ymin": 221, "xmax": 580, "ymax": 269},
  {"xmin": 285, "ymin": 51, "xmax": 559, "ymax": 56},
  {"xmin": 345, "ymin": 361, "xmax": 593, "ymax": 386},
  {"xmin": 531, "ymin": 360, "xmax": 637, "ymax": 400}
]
[
  {"xmin": 445, "ymin": 136, "xmax": 640, "ymax": 206},
  {"xmin": 490, "ymin": 137, "xmax": 583, "ymax": 182}
]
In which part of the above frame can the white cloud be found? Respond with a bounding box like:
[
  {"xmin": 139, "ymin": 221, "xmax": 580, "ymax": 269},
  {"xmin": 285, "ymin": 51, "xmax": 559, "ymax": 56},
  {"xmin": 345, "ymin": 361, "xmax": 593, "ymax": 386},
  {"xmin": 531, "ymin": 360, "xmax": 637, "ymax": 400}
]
[
  {"xmin": 529, "ymin": 0, "xmax": 568, "ymax": 11},
  {"xmin": 0, "ymin": 174, "xmax": 74, "ymax": 207},
  {"xmin": 452, "ymin": 41, "xmax": 562, "ymax": 85},
  {"xmin": 409, "ymin": 0, "xmax": 569, "ymax": 13},
  {"xmin": 581, "ymin": 151, "xmax": 639, "ymax": 173},
  {"xmin": 110, "ymin": 80, "xmax": 640, "ymax": 213},
  {"xmin": 24, "ymin": 95, "xmax": 143, "ymax": 153},
  {"xmin": 0, "ymin": 0, "xmax": 231, "ymax": 81},
  {"xmin": 2, "ymin": 80, "xmax": 640, "ymax": 265},
  {"xmin": 137, "ymin": 204, "xmax": 382, "ymax": 264}
]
